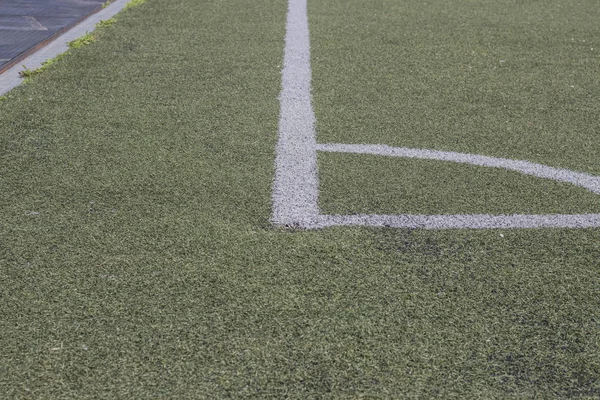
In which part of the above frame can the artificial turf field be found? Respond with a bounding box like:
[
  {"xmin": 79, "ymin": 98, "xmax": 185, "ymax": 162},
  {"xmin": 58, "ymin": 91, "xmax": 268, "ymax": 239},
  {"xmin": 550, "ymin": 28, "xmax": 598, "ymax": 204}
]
[
  {"xmin": 1, "ymin": 0, "xmax": 600, "ymax": 397},
  {"xmin": 312, "ymin": 0, "xmax": 600, "ymax": 219}
]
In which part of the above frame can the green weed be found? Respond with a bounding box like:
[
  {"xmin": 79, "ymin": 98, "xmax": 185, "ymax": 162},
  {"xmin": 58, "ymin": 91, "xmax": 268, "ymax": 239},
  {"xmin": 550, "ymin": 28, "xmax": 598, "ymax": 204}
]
[
  {"xmin": 18, "ymin": 65, "xmax": 36, "ymax": 79},
  {"xmin": 68, "ymin": 32, "xmax": 96, "ymax": 48},
  {"xmin": 18, "ymin": 56, "xmax": 62, "ymax": 80},
  {"xmin": 125, "ymin": 0, "xmax": 147, "ymax": 10},
  {"xmin": 96, "ymin": 18, "xmax": 117, "ymax": 28}
]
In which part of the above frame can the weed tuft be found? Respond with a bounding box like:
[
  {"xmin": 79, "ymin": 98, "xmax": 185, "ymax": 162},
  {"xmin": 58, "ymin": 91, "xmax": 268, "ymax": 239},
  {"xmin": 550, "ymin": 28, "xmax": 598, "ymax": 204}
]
[
  {"xmin": 96, "ymin": 18, "xmax": 117, "ymax": 28},
  {"xmin": 68, "ymin": 32, "xmax": 96, "ymax": 49},
  {"xmin": 18, "ymin": 55, "xmax": 63, "ymax": 80},
  {"xmin": 125, "ymin": 0, "xmax": 147, "ymax": 10},
  {"xmin": 18, "ymin": 65, "xmax": 36, "ymax": 79}
]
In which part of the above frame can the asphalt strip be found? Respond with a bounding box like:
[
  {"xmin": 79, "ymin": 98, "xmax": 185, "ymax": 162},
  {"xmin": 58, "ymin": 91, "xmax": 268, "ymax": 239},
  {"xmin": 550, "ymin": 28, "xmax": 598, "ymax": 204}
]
[
  {"xmin": 272, "ymin": 0, "xmax": 600, "ymax": 229},
  {"xmin": 0, "ymin": 0, "xmax": 131, "ymax": 96}
]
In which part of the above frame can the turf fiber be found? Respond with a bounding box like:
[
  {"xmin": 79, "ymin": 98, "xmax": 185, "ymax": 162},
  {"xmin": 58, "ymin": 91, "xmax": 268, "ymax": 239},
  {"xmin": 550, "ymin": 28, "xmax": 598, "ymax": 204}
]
[
  {"xmin": 311, "ymin": 0, "xmax": 600, "ymax": 174},
  {"xmin": 1, "ymin": 0, "xmax": 600, "ymax": 398},
  {"xmin": 318, "ymin": 153, "xmax": 600, "ymax": 216}
]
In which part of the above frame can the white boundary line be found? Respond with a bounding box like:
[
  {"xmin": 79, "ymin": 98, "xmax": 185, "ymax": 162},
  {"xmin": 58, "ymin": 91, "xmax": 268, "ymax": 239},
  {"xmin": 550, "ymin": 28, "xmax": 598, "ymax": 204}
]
[
  {"xmin": 312, "ymin": 213, "xmax": 600, "ymax": 230},
  {"xmin": 272, "ymin": 0, "xmax": 320, "ymax": 227},
  {"xmin": 0, "ymin": 0, "xmax": 132, "ymax": 96},
  {"xmin": 272, "ymin": 0, "xmax": 600, "ymax": 229}
]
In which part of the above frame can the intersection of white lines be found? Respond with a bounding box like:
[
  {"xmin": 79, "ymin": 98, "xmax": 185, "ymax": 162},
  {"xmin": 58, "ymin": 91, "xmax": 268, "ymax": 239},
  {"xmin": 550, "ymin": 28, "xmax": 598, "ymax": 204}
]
[{"xmin": 272, "ymin": 0, "xmax": 600, "ymax": 229}]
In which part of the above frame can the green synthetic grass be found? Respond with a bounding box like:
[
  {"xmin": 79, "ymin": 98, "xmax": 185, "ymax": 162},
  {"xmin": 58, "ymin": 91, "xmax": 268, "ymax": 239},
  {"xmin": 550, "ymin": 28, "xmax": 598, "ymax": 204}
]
[
  {"xmin": 312, "ymin": 0, "xmax": 600, "ymax": 219},
  {"xmin": 319, "ymin": 153, "xmax": 600, "ymax": 215},
  {"xmin": 1, "ymin": 0, "xmax": 600, "ymax": 398},
  {"xmin": 311, "ymin": 0, "xmax": 600, "ymax": 175}
]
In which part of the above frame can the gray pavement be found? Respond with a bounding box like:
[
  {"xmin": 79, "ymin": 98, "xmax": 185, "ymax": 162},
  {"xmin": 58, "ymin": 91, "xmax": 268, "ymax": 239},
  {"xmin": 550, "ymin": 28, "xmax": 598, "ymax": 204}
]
[{"xmin": 0, "ymin": 0, "xmax": 105, "ymax": 73}]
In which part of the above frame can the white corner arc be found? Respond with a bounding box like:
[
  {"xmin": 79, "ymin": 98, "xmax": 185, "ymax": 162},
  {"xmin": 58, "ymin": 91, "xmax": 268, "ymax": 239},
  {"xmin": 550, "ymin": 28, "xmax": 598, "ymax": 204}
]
[{"xmin": 316, "ymin": 143, "xmax": 600, "ymax": 195}]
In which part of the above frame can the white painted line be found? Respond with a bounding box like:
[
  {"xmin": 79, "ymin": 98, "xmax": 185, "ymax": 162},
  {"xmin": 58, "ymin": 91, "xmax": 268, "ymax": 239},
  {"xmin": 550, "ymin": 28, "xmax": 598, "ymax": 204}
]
[
  {"xmin": 317, "ymin": 143, "xmax": 600, "ymax": 195},
  {"xmin": 312, "ymin": 214, "xmax": 600, "ymax": 229},
  {"xmin": 1, "ymin": 16, "xmax": 48, "ymax": 31},
  {"xmin": 272, "ymin": 0, "xmax": 600, "ymax": 229},
  {"xmin": 0, "ymin": 0, "xmax": 131, "ymax": 96},
  {"xmin": 25, "ymin": 16, "xmax": 48, "ymax": 31},
  {"xmin": 271, "ymin": 0, "xmax": 320, "ymax": 227}
]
